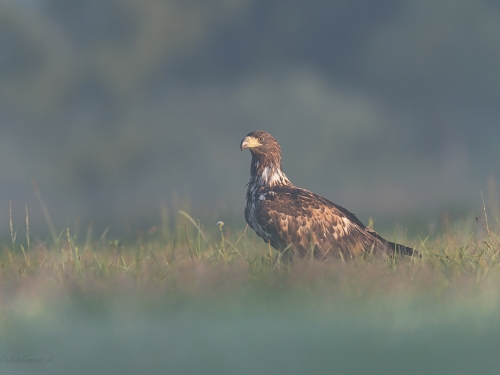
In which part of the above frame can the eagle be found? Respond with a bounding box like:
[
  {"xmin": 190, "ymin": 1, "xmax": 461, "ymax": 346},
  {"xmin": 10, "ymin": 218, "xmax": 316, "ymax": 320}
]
[{"xmin": 240, "ymin": 130, "xmax": 415, "ymax": 259}]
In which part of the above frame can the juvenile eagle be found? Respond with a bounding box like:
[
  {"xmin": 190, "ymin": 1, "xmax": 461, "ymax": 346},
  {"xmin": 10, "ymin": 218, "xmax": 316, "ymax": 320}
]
[{"xmin": 241, "ymin": 130, "xmax": 415, "ymax": 259}]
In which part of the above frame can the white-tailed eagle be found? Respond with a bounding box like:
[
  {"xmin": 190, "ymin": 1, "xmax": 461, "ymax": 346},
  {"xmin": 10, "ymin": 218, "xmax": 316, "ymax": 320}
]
[{"xmin": 241, "ymin": 130, "xmax": 415, "ymax": 259}]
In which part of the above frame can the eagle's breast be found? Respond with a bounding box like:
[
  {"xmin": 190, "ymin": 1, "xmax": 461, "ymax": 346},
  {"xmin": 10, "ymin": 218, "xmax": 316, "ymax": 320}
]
[{"xmin": 245, "ymin": 183, "xmax": 274, "ymax": 240}]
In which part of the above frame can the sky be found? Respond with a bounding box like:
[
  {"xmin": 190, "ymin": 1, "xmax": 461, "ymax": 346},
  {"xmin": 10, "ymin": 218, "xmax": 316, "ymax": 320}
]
[{"xmin": 1, "ymin": 0, "xmax": 500, "ymax": 238}]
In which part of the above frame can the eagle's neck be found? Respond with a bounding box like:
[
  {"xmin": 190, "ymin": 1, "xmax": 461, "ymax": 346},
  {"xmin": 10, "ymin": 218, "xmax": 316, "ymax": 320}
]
[{"xmin": 249, "ymin": 153, "xmax": 291, "ymax": 190}]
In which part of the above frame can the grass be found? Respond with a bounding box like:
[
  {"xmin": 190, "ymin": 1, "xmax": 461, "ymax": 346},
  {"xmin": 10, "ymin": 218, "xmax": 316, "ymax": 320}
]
[
  {"xmin": 2, "ymin": 208, "xmax": 499, "ymax": 300},
  {"xmin": 1, "ymin": 206, "xmax": 500, "ymax": 374}
]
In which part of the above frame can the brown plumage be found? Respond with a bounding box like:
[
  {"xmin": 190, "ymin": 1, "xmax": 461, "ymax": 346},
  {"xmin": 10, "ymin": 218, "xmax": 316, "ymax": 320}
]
[{"xmin": 240, "ymin": 130, "xmax": 415, "ymax": 259}]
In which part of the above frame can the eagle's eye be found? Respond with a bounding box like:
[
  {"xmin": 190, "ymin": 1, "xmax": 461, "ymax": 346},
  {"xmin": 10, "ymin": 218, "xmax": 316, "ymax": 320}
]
[{"xmin": 258, "ymin": 136, "xmax": 264, "ymax": 142}]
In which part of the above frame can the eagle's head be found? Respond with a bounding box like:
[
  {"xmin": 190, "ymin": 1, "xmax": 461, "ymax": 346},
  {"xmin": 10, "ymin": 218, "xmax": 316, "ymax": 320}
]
[
  {"xmin": 240, "ymin": 130, "xmax": 281, "ymax": 157},
  {"xmin": 241, "ymin": 131, "xmax": 290, "ymax": 188}
]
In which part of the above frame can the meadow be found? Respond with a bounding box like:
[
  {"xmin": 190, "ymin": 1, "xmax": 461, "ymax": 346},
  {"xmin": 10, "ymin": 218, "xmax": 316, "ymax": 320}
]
[{"xmin": 1, "ymin": 206, "xmax": 500, "ymax": 375}]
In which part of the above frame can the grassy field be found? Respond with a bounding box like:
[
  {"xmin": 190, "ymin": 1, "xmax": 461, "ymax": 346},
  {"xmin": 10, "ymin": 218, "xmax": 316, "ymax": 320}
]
[{"xmin": 1, "ymin": 208, "xmax": 500, "ymax": 374}]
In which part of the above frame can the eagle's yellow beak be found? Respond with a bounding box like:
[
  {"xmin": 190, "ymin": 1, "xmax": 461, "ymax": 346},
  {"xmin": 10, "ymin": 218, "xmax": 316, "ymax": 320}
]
[
  {"xmin": 240, "ymin": 136, "xmax": 261, "ymax": 151},
  {"xmin": 240, "ymin": 136, "xmax": 262, "ymax": 151}
]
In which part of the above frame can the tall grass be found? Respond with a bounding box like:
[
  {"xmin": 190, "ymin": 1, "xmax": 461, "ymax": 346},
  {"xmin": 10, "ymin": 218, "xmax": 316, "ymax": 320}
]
[{"xmin": 1, "ymin": 203, "xmax": 500, "ymax": 310}]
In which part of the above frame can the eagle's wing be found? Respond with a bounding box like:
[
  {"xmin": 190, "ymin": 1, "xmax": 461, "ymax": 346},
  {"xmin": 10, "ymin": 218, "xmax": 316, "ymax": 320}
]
[{"xmin": 254, "ymin": 187, "xmax": 386, "ymax": 257}]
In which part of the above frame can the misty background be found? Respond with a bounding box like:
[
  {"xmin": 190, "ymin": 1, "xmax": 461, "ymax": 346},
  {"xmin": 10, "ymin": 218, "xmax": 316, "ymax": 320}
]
[{"xmin": 1, "ymin": 0, "xmax": 500, "ymax": 238}]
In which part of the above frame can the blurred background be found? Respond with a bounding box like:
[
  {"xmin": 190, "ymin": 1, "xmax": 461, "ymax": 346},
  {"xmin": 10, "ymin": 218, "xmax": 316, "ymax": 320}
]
[{"xmin": 1, "ymin": 0, "xmax": 500, "ymax": 238}]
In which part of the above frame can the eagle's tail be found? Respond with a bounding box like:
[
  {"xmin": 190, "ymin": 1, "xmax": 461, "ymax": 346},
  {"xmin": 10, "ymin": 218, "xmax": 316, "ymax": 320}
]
[
  {"xmin": 367, "ymin": 228, "xmax": 419, "ymax": 258},
  {"xmin": 383, "ymin": 240, "xmax": 419, "ymax": 257}
]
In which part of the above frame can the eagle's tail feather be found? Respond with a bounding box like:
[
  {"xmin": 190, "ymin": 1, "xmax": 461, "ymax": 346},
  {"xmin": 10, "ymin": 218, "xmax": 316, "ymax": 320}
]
[
  {"xmin": 367, "ymin": 229, "xmax": 419, "ymax": 258},
  {"xmin": 383, "ymin": 240, "xmax": 419, "ymax": 257}
]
